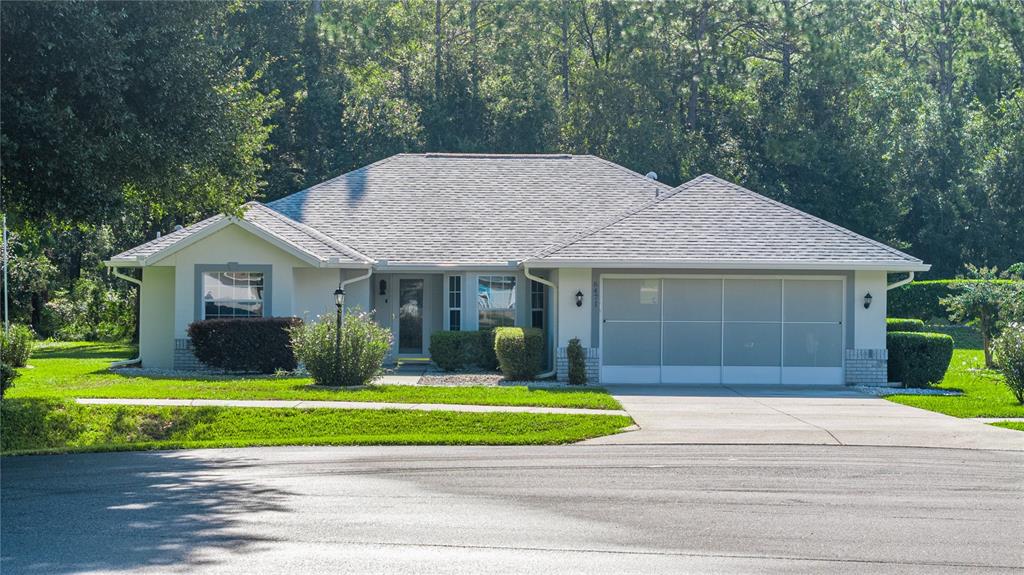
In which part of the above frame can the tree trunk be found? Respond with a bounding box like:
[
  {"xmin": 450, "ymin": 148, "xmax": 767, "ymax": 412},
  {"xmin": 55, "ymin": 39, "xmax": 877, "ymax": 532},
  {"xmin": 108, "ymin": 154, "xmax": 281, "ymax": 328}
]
[
  {"xmin": 469, "ymin": 0, "xmax": 479, "ymax": 99},
  {"xmin": 781, "ymin": 0, "xmax": 793, "ymax": 88},
  {"xmin": 301, "ymin": 0, "xmax": 324, "ymax": 185},
  {"xmin": 561, "ymin": 0, "xmax": 570, "ymax": 108},
  {"xmin": 434, "ymin": 0, "xmax": 442, "ymax": 100},
  {"xmin": 982, "ymin": 314, "xmax": 994, "ymax": 368}
]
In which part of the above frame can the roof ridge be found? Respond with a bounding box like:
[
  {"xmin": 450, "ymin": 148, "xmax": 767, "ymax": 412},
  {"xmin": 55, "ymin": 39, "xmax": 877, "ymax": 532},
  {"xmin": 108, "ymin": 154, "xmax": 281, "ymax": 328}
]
[
  {"xmin": 525, "ymin": 174, "xmax": 711, "ymax": 261},
  {"xmin": 245, "ymin": 203, "xmax": 375, "ymax": 264},
  {"xmin": 581, "ymin": 155, "xmax": 674, "ymax": 191},
  {"xmin": 697, "ymin": 174, "xmax": 921, "ymax": 263},
  {"xmin": 423, "ymin": 152, "xmax": 573, "ymax": 159}
]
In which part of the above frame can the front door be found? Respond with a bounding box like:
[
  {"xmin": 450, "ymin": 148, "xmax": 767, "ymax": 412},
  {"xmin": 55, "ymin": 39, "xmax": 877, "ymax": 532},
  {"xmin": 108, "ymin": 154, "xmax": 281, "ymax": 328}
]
[{"xmin": 398, "ymin": 278, "xmax": 425, "ymax": 355}]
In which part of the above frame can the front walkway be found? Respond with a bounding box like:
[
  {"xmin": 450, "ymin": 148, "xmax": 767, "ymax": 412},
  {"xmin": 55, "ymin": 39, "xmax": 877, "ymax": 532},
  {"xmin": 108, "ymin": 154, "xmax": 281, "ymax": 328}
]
[
  {"xmin": 75, "ymin": 397, "xmax": 628, "ymax": 417},
  {"xmin": 585, "ymin": 384, "xmax": 1024, "ymax": 450}
]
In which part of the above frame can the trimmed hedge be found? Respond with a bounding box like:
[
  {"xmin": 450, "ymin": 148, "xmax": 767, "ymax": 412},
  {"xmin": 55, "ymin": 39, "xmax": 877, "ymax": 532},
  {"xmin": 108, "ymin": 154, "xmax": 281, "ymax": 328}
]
[
  {"xmin": 1, "ymin": 324, "xmax": 34, "ymax": 368},
  {"xmin": 886, "ymin": 318, "xmax": 924, "ymax": 332},
  {"xmin": 187, "ymin": 317, "xmax": 302, "ymax": 373},
  {"xmin": 888, "ymin": 280, "xmax": 1019, "ymax": 321},
  {"xmin": 887, "ymin": 331, "xmax": 954, "ymax": 388},
  {"xmin": 1, "ymin": 362, "xmax": 18, "ymax": 398},
  {"xmin": 428, "ymin": 330, "xmax": 498, "ymax": 371},
  {"xmin": 494, "ymin": 327, "xmax": 544, "ymax": 380}
]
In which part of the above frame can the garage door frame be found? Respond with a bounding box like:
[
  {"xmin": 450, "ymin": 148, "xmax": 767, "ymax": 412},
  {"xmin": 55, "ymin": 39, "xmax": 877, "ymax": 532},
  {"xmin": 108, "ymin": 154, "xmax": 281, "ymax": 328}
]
[{"xmin": 599, "ymin": 274, "xmax": 847, "ymax": 385}]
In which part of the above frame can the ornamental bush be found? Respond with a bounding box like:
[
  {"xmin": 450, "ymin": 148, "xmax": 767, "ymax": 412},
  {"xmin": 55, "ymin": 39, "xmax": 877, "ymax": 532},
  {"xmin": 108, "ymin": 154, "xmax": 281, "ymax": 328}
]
[
  {"xmin": 493, "ymin": 327, "xmax": 544, "ymax": 380},
  {"xmin": 290, "ymin": 311, "xmax": 392, "ymax": 387},
  {"xmin": 428, "ymin": 330, "xmax": 498, "ymax": 371},
  {"xmin": 566, "ymin": 337, "xmax": 587, "ymax": 385},
  {"xmin": 1, "ymin": 362, "xmax": 18, "ymax": 398},
  {"xmin": 187, "ymin": 317, "xmax": 301, "ymax": 373},
  {"xmin": 992, "ymin": 323, "xmax": 1024, "ymax": 404},
  {"xmin": 886, "ymin": 318, "xmax": 924, "ymax": 332},
  {"xmin": 887, "ymin": 331, "xmax": 954, "ymax": 388},
  {"xmin": 1, "ymin": 324, "xmax": 35, "ymax": 367}
]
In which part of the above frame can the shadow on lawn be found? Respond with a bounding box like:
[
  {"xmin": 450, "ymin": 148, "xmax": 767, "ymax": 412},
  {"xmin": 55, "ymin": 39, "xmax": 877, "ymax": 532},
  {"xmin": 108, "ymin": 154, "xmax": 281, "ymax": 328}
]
[
  {"xmin": 1, "ymin": 450, "xmax": 293, "ymax": 573},
  {"xmin": 33, "ymin": 342, "xmax": 137, "ymax": 360}
]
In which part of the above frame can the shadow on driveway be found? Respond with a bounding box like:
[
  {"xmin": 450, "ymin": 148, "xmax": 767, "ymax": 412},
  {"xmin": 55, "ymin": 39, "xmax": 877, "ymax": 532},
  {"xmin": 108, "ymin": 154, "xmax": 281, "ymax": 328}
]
[{"xmin": 1, "ymin": 450, "xmax": 294, "ymax": 573}]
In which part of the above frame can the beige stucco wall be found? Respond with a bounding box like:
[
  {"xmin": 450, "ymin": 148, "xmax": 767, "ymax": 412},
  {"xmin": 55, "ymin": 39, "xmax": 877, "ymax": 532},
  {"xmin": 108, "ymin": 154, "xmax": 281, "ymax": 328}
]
[
  {"xmin": 152, "ymin": 224, "xmax": 311, "ymax": 338},
  {"xmin": 853, "ymin": 270, "xmax": 888, "ymax": 349},
  {"xmin": 139, "ymin": 266, "xmax": 175, "ymax": 369},
  {"xmin": 554, "ymin": 268, "xmax": 593, "ymax": 347}
]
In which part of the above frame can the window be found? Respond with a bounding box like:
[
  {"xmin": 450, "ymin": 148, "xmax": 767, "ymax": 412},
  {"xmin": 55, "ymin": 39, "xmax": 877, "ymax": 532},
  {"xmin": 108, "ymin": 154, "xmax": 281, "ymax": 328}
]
[
  {"xmin": 448, "ymin": 275, "xmax": 462, "ymax": 331},
  {"xmin": 531, "ymin": 280, "xmax": 545, "ymax": 329},
  {"xmin": 478, "ymin": 275, "xmax": 516, "ymax": 330},
  {"xmin": 202, "ymin": 271, "xmax": 265, "ymax": 319}
]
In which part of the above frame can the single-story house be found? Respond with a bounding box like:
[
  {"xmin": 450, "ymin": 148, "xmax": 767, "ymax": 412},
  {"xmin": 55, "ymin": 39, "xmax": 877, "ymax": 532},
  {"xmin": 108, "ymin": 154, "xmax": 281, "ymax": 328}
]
[{"xmin": 106, "ymin": 153, "xmax": 929, "ymax": 385}]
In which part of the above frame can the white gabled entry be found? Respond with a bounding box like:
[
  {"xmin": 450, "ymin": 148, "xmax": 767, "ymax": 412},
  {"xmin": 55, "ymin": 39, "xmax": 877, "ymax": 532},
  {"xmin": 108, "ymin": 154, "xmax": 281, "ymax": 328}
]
[{"xmin": 600, "ymin": 275, "xmax": 846, "ymax": 385}]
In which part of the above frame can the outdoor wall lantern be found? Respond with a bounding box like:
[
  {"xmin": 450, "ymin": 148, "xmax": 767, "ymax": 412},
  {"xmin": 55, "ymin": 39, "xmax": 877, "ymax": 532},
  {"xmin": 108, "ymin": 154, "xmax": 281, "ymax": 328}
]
[
  {"xmin": 576, "ymin": 290, "xmax": 584, "ymax": 307},
  {"xmin": 863, "ymin": 292, "xmax": 873, "ymax": 309},
  {"xmin": 379, "ymin": 279, "xmax": 387, "ymax": 296}
]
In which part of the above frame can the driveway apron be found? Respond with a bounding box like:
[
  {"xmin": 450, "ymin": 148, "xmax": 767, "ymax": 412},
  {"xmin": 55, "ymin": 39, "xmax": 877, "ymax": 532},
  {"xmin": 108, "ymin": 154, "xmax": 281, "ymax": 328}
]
[{"xmin": 588, "ymin": 384, "xmax": 1024, "ymax": 450}]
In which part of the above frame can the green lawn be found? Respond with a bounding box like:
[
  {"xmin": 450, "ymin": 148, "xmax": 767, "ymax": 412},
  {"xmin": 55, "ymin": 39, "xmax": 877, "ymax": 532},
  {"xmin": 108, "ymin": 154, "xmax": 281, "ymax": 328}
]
[
  {"xmin": 10, "ymin": 341, "xmax": 620, "ymax": 410},
  {"xmin": 0, "ymin": 398, "xmax": 632, "ymax": 455},
  {"xmin": 885, "ymin": 348, "xmax": 1024, "ymax": 418},
  {"xmin": 990, "ymin": 421, "xmax": 1024, "ymax": 432}
]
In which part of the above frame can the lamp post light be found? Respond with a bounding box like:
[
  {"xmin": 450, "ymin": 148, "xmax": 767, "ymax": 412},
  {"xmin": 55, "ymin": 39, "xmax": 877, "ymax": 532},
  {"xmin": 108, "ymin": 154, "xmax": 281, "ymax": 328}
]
[{"xmin": 334, "ymin": 287, "xmax": 345, "ymax": 373}]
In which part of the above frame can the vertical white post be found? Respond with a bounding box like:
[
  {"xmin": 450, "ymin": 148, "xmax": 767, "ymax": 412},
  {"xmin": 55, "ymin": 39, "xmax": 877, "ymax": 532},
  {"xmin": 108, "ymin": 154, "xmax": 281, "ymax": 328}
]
[{"xmin": 2, "ymin": 213, "xmax": 9, "ymax": 333}]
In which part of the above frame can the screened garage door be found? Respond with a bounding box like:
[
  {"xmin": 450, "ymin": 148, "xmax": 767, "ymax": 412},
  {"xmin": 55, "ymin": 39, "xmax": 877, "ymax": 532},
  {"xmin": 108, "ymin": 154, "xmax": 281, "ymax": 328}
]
[{"xmin": 601, "ymin": 277, "xmax": 845, "ymax": 384}]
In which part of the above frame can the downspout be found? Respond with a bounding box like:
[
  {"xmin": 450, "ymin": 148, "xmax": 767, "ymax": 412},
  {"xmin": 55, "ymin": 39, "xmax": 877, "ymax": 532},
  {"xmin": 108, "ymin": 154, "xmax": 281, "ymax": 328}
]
[
  {"xmin": 523, "ymin": 265, "xmax": 557, "ymax": 379},
  {"xmin": 886, "ymin": 271, "xmax": 915, "ymax": 291},
  {"xmin": 338, "ymin": 267, "xmax": 374, "ymax": 325},
  {"xmin": 109, "ymin": 266, "xmax": 143, "ymax": 368}
]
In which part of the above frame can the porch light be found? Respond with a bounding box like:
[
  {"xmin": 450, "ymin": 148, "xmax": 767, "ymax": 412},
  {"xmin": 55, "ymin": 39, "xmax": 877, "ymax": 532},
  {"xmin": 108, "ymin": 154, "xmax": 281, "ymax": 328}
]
[
  {"xmin": 575, "ymin": 290, "xmax": 584, "ymax": 308},
  {"xmin": 863, "ymin": 292, "xmax": 872, "ymax": 309},
  {"xmin": 334, "ymin": 287, "xmax": 346, "ymax": 308}
]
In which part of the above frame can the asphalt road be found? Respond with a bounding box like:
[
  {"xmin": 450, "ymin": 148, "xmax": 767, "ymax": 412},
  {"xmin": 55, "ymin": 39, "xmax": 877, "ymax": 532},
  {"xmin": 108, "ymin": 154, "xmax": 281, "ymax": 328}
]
[{"xmin": 2, "ymin": 445, "xmax": 1023, "ymax": 574}]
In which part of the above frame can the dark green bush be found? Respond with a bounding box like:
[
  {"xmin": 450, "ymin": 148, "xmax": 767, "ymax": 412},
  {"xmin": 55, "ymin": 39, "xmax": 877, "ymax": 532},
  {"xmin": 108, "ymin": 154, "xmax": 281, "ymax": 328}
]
[
  {"xmin": 494, "ymin": 327, "xmax": 544, "ymax": 380},
  {"xmin": 886, "ymin": 318, "xmax": 924, "ymax": 332},
  {"xmin": 887, "ymin": 331, "xmax": 954, "ymax": 388},
  {"xmin": 888, "ymin": 280, "xmax": 1018, "ymax": 321},
  {"xmin": 187, "ymin": 317, "xmax": 302, "ymax": 373},
  {"xmin": 566, "ymin": 337, "xmax": 587, "ymax": 385},
  {"xmin": 0, "ymin": 324, "xmax": 35, "ymax": 367},
  {"xmin": 428, "ymin": 330, "xmax": 498, "ymax": 371},
  {"xmin": 1, "ymin": 362, "xmax": 18, "ymax": 398}
]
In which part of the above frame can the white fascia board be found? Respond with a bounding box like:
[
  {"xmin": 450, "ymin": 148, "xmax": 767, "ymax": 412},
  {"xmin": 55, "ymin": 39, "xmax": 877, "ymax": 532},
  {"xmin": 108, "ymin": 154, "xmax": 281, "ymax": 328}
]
[
  {"xmin": 373, "ymin": 262, "xmax": 519, "ymax": 272},
  {"xmin": 103, "ymin": 258, "xmax": 144, "ymax": 267},
  {"xmin": 524, "ymin": 259, "xmax": 931, "ymax": 272}
]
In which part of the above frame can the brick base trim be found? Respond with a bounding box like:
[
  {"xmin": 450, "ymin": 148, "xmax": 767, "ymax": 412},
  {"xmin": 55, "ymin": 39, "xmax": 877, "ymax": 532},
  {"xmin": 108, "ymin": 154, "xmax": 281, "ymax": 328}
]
[
  {"xmin": 556, "ymin": 346, "xmax": 600, "ymax": 384},
  {"xmin": 844, "ymin": 348, "xmax": 888, "ymax": 385},
  {"xmin": 173, "ymin": 338, "xmax": 222, "ymax": 373}
]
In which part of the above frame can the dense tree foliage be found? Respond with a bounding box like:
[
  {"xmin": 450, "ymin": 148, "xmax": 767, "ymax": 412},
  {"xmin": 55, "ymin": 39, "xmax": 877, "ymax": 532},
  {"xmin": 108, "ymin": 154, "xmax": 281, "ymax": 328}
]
[{"xmin": 1, "ymin": 0, "xmax": 1022, "ymax": 337}]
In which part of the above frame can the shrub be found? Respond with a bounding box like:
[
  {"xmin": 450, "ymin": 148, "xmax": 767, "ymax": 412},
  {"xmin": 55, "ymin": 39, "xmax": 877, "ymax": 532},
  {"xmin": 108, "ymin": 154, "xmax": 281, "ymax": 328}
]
[
  {"xmin": 886, "ymin": 318, "xmax": 924, "ymax": 332},
  {"xmin": 566, "ymin": 337, "xmax": 587, "ymax": 385},
  {"xmin": 187, "ymin": 317, "xmax": 302, "ymax": 373},
  {"xmin": 888, "ymin": 279, "xmax": 1019, "ymax": 322},
  {"xmin": 290, "ymin": 311, "xmax": 392, "ymax": 387},
  {"xmin": 992, "ymin": 323, "xmax": 1024, "ymax": 404},
  {"xmin": 494, "ymin": 327, "xmax": 544, "ymax": 380},
  {"xmin": 887, "ymin": 331, "xmax": 954, "ymax": 388},
  {"xmin": 428, "ymin": 330, "xmax": 499, "ymax": 371},
  {"xmin": 1, "ymin": 324, "xmax": 35, "ymax": 367},
  {"xmin": 1, "ymin": 362, "xmax": 18, "ymax": 398},
  {"xmin": 44, "ymin": 277, "xmax": 134, "ymax": 341}
]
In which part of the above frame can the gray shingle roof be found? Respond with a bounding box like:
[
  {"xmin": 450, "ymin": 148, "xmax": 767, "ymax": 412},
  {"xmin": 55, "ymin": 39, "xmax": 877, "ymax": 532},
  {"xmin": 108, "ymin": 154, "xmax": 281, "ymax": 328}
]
[
  {"xmin": 527, "ymin": 174, "xmax": 927, "ymax": 269},
  {"xmin": 267, "ymin": 153, "xmax": 669, "ymax": 265},
  {"xmin": 109, "ymin": 203, "xmax": 372, "ymax": 266}
]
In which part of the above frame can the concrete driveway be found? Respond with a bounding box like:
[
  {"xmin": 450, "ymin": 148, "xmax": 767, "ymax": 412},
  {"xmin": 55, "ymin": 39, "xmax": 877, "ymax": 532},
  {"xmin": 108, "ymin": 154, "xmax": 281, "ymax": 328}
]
[{"xmin": 589, "ymin": 384, "xmax": 1024, "ymax": 451}]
